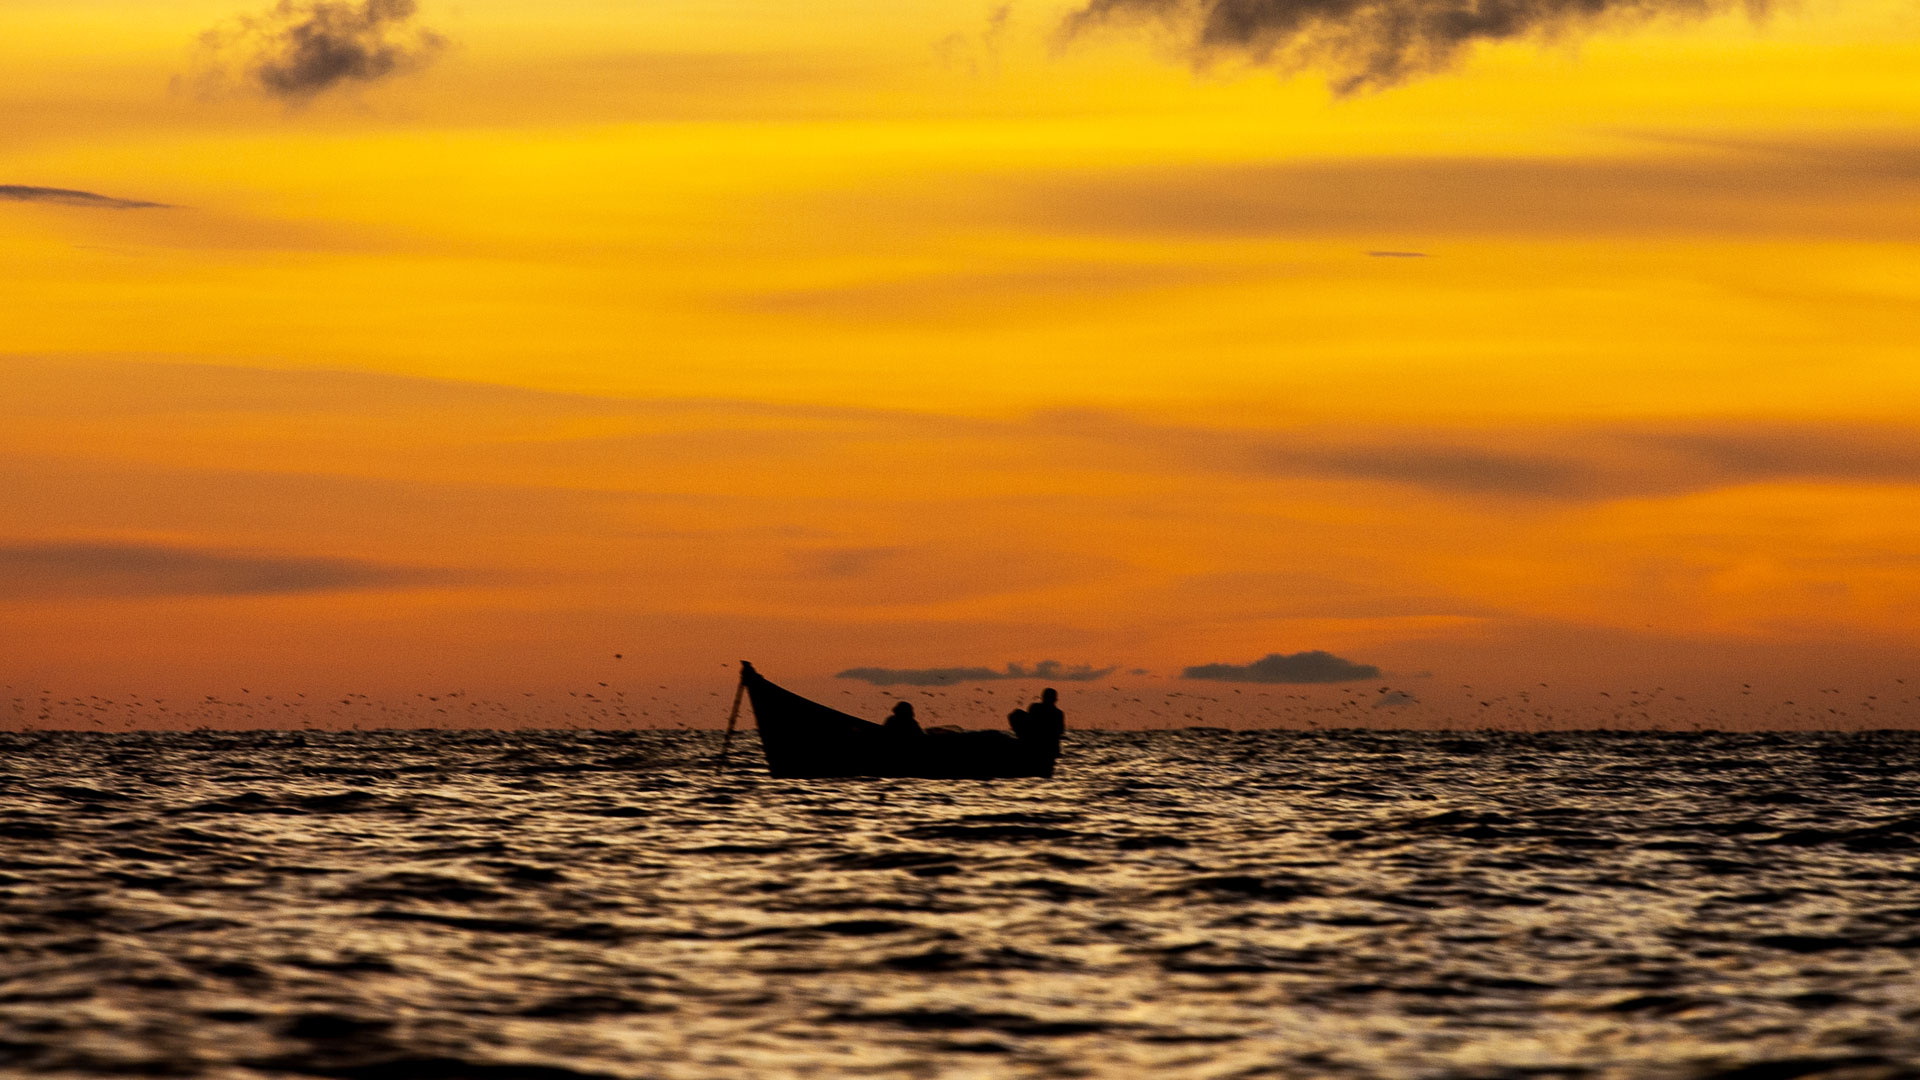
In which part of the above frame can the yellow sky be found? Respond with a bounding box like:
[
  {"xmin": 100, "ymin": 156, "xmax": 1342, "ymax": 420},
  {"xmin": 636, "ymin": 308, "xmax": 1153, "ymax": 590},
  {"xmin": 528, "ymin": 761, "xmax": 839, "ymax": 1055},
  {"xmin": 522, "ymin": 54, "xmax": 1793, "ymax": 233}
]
[{"xmin": 4, "ymin": 0, "xmax": 1919, "ymax": 725}]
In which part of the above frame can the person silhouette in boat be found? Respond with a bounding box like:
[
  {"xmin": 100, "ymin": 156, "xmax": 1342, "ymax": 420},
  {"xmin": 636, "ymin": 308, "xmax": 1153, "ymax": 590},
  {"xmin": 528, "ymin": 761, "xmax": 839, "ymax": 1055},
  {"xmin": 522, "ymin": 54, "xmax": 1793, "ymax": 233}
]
[
  {"xmin": 883, "ymin": 700, "xmax": 923, "ymax": 739},
  {"xmin": 1010, "ymin": 687, "xmax": 1064, "ymax": 744}
]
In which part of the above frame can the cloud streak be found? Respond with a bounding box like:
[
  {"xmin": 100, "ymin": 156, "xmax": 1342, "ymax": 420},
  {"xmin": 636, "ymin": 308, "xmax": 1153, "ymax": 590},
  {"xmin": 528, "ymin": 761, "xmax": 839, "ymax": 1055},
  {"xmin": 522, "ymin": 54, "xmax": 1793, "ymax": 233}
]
[
  {"xmin": 994, "ymin": 145, "xmax": 1920, "ymax": 242},
  {"xmin": 1184, "ymin": 651, "xmax": 1382, "ymax": 683},
  {"xmin": 1060, "ymin": 0, "xmax": 1752, "ymax": 93},
  {"xmin": 736, "ymin": 262, "xmax": 1252, "ymax": 322},
  {"xmin": 837, "ymin": 660, "xmax": 1117, "ymax": 686},
  {"xmin": 1047, "ymin": 412, "xmax": 1920, "ymax": 502},
  {"xmin": 199, "ymin": 0, "xmax": 446, "ymax": 100},
  {"xmin": 1, "ymin": 186, "xmax": 168, "ymax": 210},
  {"xmin": 0, "ymin": 540, "xmax": 463, "ymax": 600}
]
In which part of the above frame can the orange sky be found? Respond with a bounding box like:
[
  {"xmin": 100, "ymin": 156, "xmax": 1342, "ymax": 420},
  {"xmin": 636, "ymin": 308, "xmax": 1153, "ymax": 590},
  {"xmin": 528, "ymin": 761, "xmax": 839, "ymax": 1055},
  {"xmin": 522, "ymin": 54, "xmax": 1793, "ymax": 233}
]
[{"xmin": 4, "ymin": 0, "xmax": 1919, "ymax": 727}]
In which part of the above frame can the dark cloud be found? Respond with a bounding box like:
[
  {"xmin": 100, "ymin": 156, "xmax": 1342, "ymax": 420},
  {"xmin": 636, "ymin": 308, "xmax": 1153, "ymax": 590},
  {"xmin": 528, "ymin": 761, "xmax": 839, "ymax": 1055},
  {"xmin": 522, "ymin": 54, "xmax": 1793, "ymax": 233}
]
[
  {"xmin": 1060, "ymin": 0, "xmax": 1749, "ymax": 93},
  {"xmin": 0, "ymin": 185, "xmax": 168, "ymax": 210},
  {"xmin": 790, "ymin": 546, "xmax": 905, "ymax": 579},
  {"xmin": 201, "ymin": 0, "xmax": 446, "ymax": 100},
  {"xmin": 1302, "ymin": 425, "xmax": 1920, "ymax": 498},
  {"xmin": 1290, "ymin": 444, "xmax": 1601, "ymax": 498},
  {"xmin": 1045, "ymin": 411, "xmax": 1611, "ymax": 498},
  {"xmin": 0, "ymin": 540, "xmax": 463, "ymax": 600},
  {"xmin": 1629, "ymin": 425, "xmax": 1920, "ymax": 487},
  {"xmin": 1046, "ymin": 411, "xmax": 1920, "ymax": 501},
  {"xmin": 1183, "ymin": 650, "xmax": 1381, "ymax": 683},
  {"xmin": 837, "ymin": 660, "xmax": 1118, "ymax": 686},
  {"xmin": 936, "ymin": 3, "xmax": 1014, "ymax": 75},
  {"xmin": 735, "ymin": 262, "xmax": 1253, "ymax": 322},
  {"xmin": 988, "ymin": 144, "xmax": 1920, "ymax": 242}
]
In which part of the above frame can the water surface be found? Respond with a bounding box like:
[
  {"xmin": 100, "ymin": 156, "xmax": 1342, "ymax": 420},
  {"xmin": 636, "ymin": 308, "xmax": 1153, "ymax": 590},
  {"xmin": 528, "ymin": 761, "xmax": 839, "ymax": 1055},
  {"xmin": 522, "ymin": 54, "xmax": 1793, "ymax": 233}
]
[{"xmin": 3, "ymin": 729, "xmax": 1919, "ymax": 1078}]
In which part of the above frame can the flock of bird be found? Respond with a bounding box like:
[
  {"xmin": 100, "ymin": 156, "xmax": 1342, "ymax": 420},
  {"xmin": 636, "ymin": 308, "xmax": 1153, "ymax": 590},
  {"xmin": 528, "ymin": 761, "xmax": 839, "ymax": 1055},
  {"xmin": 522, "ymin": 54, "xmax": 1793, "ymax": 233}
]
[{"xmin": 3, "ymin": 665, "xmax": 1912, "ymax": 731}]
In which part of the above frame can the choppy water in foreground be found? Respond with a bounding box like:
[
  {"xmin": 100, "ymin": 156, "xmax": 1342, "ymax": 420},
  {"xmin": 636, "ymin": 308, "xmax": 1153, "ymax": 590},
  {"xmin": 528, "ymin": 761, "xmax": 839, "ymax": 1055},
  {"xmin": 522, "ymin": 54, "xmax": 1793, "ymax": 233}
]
[{"xmin": 4, "ymin": 729, "xmax": 1920, "ymax": 1080}]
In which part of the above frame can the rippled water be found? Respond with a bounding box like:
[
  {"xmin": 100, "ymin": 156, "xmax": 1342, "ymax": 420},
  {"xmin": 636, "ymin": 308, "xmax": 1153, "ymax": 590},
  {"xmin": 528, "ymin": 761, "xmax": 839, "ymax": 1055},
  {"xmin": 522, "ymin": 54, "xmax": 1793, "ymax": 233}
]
[{"xmin": 4, "ymin": 729, "xmax": 1920, "ymax": 1079}]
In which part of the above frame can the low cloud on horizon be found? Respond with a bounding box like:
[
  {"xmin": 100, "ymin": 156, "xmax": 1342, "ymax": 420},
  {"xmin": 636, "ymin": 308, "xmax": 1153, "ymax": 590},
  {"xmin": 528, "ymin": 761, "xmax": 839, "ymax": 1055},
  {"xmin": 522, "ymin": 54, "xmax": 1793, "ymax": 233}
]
[
  {"xmin": 0, "ymin": 540, "xmax": 465, "ymax": 600},
  {"xmin": 1184, "ymin": 650, "xmax": 1383, "ymax": 683},
  {"xmin": 836, "ymin": 660, "xmax": 1118, "ymax": 687}
]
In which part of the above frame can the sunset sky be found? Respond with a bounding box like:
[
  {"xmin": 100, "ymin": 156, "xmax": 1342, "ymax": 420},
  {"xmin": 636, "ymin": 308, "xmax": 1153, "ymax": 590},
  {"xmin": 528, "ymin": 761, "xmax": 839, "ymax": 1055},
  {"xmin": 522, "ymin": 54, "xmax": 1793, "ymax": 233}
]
[{"xmin": 5, "ymin": 0, "xmax": 1919, "ymax": 726}]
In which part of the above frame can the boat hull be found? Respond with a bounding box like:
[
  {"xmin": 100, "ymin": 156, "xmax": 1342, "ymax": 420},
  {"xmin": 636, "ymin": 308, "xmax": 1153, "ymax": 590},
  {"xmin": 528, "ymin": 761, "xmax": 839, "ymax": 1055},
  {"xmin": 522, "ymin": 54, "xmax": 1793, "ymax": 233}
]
[{"xmin": 741, "ymin": 663, "xmax": 1059, "ymax": 779}]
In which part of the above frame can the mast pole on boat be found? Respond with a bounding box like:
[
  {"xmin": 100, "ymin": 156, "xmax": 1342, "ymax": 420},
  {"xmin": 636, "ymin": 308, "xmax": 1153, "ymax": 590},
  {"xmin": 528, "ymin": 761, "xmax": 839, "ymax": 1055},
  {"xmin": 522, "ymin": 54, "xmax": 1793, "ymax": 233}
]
[{"xmin": 714, "ymin": 662, "xmax": 748, "ymax": 775}]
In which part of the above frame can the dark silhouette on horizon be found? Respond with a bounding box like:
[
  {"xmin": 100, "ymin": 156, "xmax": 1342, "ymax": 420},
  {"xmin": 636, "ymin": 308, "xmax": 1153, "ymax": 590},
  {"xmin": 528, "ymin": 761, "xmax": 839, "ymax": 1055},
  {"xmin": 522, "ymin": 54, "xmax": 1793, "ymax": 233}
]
[
  {"xmin": 738, "ymin": 661, "xmax": 1065, "ymax": 779},
  {"xmin": 1008, "ymin": 688, "xmax": 1065, "ymax": 777},
  {"xmin": 884, "ymin": 701, "xmax": 922, "ymax": 739}
]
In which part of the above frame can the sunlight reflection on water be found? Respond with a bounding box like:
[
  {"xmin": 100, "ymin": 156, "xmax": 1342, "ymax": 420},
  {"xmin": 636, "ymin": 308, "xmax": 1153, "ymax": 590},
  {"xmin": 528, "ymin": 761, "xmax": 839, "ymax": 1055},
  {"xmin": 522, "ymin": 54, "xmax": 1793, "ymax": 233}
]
[{"xmin": 3, "ymin": 728, "xmax": 1919, "ymax": 1078}]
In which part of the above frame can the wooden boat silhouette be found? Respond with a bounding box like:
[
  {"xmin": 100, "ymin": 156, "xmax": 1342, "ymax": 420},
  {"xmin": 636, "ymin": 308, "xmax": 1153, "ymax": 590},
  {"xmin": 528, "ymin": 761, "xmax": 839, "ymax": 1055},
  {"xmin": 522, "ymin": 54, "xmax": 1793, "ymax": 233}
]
[{"xmin": 737, "ymin": 661, "xmax": 1061, "ymax": 779}]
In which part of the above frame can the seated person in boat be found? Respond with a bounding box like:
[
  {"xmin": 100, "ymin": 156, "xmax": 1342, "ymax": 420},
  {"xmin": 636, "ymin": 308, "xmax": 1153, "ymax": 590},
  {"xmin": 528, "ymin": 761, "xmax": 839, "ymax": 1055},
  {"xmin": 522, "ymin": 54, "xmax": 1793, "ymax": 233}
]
[
  {"xmin": 1010, "ymin": 687, "xmax": 1065, "ymax": 744},
  {"xmin": 883, "ymin": 701, "xmax": 922, "ymax": 738}
]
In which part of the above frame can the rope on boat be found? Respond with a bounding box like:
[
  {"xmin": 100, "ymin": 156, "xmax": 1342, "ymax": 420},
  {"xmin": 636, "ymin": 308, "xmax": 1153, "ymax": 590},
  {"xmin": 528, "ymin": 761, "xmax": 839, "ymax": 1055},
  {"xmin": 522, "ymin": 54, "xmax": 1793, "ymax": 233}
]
[{"xmin": 714, "ymin": 666, "xmax": 746, "ymax": 776}]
